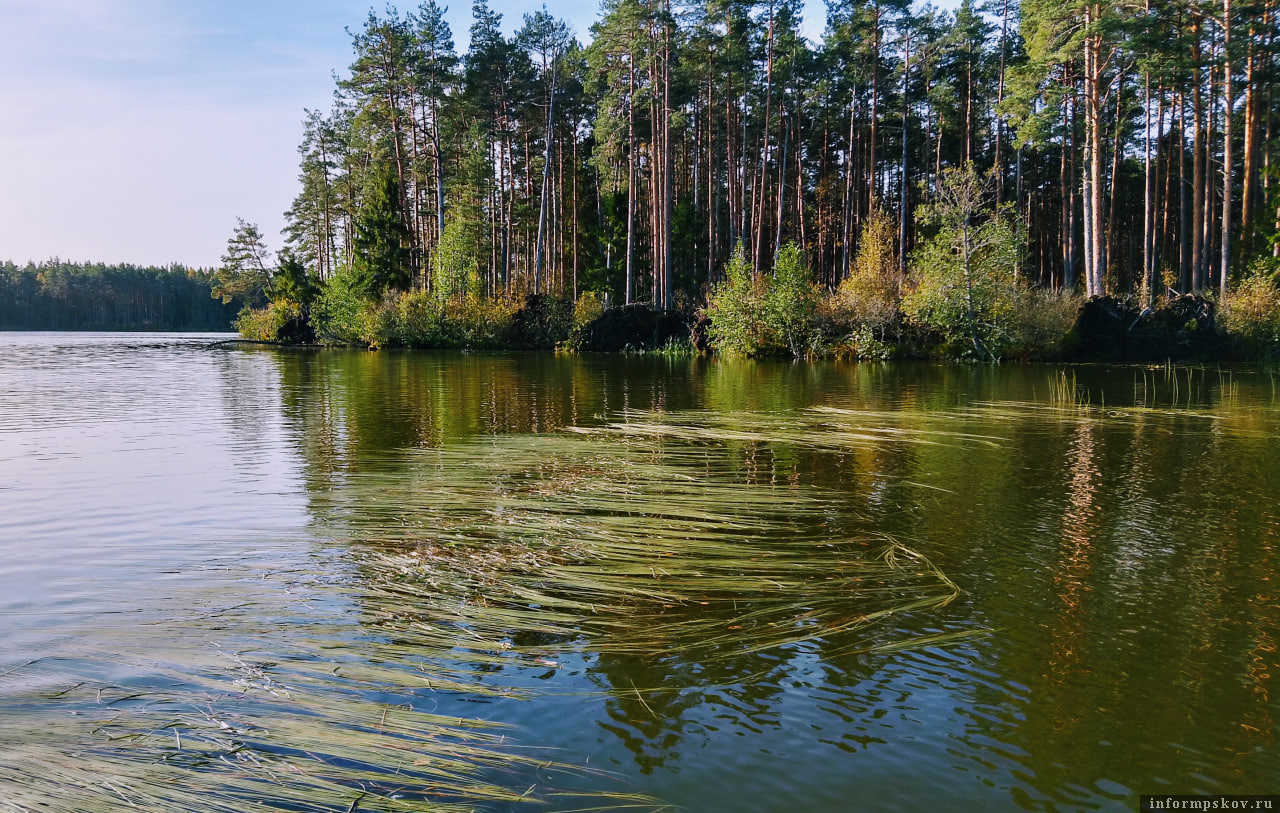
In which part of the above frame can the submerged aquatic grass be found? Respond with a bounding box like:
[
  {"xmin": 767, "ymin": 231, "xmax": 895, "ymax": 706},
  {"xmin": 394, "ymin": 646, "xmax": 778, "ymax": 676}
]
[
  {"xmin": 0, "ymin": 581, "xmax": 628, "ymax": 813},
  {"xmin": 319, "ymin": 414, "xmax": 971, "ymax": 700},
  {"xmin": 17, "ymin": 399, "xmax": 1235, "ymax": 811},
  {"xmin": 574, "ymin": 406, "xmax": 1007, "ymax": 450},
  {"xmin": 3, "ymin": 409, "xmax": 978, "ymax": 812}
]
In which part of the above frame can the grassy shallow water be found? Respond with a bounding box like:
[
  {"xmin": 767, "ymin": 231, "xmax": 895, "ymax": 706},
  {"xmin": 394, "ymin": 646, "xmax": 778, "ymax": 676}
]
[
  {"xmin": 0, "ymin": 414, "xmax": 968, "ymax": 812},
  {"xmin": 2, "ymin": 337, "xmax": 1278, "ymax": 811}
]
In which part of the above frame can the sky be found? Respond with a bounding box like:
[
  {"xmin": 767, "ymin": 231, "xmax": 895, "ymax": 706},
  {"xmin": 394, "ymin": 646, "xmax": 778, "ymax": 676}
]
[{"xmin": 0, "ymin": 0, "xmax": 830, "ymax": 269}]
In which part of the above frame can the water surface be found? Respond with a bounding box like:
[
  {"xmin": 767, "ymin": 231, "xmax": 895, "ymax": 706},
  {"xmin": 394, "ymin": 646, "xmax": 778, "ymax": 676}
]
[{"xmin": 1, "ymin": 333, "xmax": 1277, "ymax": 811}]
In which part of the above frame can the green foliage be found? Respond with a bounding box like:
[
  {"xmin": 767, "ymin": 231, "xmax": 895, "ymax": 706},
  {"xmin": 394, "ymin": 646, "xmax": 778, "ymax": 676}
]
[
  {"xmin": 283, "ymin": 110, "xmax": 344, "ymax": 280},
  {"xmin": 235, "ymin": 301, "xmax": 303, "ymax": 342},
  {"xmin": 1222, "ymin": 264, "xmax": 1280, "ymax": 360},
  {"xmin": 705, "ymin": 244, "xmax": 771, "ymax": 357},
  {"xmin": 389, "ymin": 291, "xmax": 517, "ymax": 349},
  {"xmin": 311, "ymin": 267, "xmax": 379, "ymax": 345},
  {"xmin": 706, "ymin": 243, "xmax": 818, "ymax": 358},
  {"xmin": 902, "ymin": 165, "xmax": 1023, "ymax": 360},
  {"xmin": 230, "ymin": 253, "xmax": 324, "ymax": 344},
  {"xmin": 268, "ymin": 254, "xmax": 321, "ymax": 310},
  {"xmin": 764, "ymin": 243, "xmax": 820, "ymax": 358},
  {"xmin": 249, "ymin": 0, "xmax": 1276, "ymax": 358},
  {"xmin": 821, "ymin": 208, "xmax": 902, "ymax": 357},
  {"xmin": 507, "ymin": 294, "xmax": 575, "ymax": 349},
  {"xmin": 650, "ymin": 334, "xmax": 697, "ymax": 357},
  {"xmin": 264, "ymin": 0, "xmax": 1279, "ymax": 336},
  {"xmin": 1008, "ymin": 287, "xmax": 1082, "ymax": 360},
  {"xmin": 312, "ymin": 271, "xmax": 519, "ymax": 350},
  {"xmin": 211, "ymin": 218, "xmax": 272, "ymax": 306},
  {"xmin": 351, "ymin": 163, "xmax": 412, "ymax": 300},
  {"xmin": 432, "ymin": 219, "xmax": 481, "ymax": 306},
  {"xmin": 219, "ymin": 222, "xmax": 324, "ymax": 343},
  {"xmin": 573, "ymin": 290, "xmax": 607, "ymax": 330},
  {"xmin": 562, "ymin": 291, "xmax": 610, "ymax": 351}
]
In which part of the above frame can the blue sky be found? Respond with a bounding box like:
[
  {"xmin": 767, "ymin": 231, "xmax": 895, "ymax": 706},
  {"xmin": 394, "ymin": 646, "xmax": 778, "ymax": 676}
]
[{"xmin": 0, "ymin": 0, "xmax": 828, "ymax": 269}]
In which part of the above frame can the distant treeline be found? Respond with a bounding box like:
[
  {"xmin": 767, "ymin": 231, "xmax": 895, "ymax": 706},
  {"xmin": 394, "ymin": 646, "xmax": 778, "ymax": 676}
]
[{"xmin": 0, "ymin": 261, "xmax": 239, "ymax": 331}]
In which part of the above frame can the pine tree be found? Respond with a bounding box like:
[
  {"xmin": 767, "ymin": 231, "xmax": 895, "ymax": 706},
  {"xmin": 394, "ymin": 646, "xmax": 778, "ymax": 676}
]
[{"xmin": 351, "ymin": 163, "xmax": 413, "ymax": 300}]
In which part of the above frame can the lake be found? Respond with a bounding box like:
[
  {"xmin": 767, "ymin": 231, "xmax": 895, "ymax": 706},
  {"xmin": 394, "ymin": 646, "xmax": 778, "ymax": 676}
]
[{"xmin": 1, "ymin": 332, "xmax": 1277, "ymax": 812}]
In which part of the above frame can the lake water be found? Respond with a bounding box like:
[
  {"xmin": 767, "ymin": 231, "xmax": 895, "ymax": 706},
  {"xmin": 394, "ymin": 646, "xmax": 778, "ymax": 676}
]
[{"xmin": 1, "ymin": 332, "xmax": 1277, "ymax": 812}]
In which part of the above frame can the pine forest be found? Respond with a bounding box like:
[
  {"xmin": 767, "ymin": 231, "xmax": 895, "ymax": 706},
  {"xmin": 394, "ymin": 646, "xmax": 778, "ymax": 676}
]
[{"xmin": 236, "ymin": 0, "xmax": 1280, "ymax": 358}]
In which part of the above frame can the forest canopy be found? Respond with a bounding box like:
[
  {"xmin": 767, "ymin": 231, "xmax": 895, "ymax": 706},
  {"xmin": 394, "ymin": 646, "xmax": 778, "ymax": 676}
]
[{"xmin": 263, "ymin": 0, "xmax": 1279, "ymax": 310}]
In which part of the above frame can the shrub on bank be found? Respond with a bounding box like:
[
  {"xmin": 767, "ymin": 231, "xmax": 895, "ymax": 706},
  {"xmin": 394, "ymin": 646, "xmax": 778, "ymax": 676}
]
[
  {"xmin": 571, "ymin": 291, "xmax": 606, "ymax": 336},
  {"xmin": 309, "ymin": 267, "xmax": 518, "ymax": 349},
  {"xmin": 311, "ymin": 268, "xmax": 376, "ymax": 345},
  {"xmin": 1222, "ymin": 265, "xmax": 1280, "ymax": 360},
  {"xmin": 391, "ymin": 292, "xmax": 517, "ymax": 349},
  {"xmin": 819, "ymin": 208, "xmax": 903, "ymax": 359},
  {"xmin": 247, "ymin": 240, "xmax": 1278, "ymax": 362},
  {"xmin": 902, "ymin": 166, "xmax": 1024, "ymax": 360},
  {"xmin": 704, "ymin": 245, "xmax": 769, "ymax": 356},
  {"xmin": 705, "ymin": 242, "xmax": 819, "ymax": 358},
  {"xmin": 508, "ymin": 294, "xmax": 575, "ymax": 349},
  {"xmin": 1008, "ymin": 288, "xmax": 1080, "ymax": 360},
  {"xmin": 235, "ymin": 301, "xmax": 305, "ymax": 342},
  {"xmin": 766, "ymin": 244, "xmax": 821, "ymax": 357}
]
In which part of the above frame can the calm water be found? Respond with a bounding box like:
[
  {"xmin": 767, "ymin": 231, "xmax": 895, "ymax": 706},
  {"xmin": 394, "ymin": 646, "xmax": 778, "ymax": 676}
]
[{"xmin": 1, "ymin": 332, "xmax": 1278, "ymax": 812}]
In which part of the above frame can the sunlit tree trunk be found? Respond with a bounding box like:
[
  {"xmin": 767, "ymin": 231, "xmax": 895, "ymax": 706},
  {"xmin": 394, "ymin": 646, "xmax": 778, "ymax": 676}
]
[
  {"xmin": 1191, "ymin": 22, "xmax": 1207, "ymax": 290},
  {"xmin": 1152, "ymin": 66, "xmax": 1162, "ymax": 304},
  {"xmin": 1062, "ymin": 93, "xmax": 1077, "ymax": 290},
  {"xmin": 1220, "ymin": 0, "xmax": 1234, "ymax": 295},
  {"xmin": 626, "ymin": 61, "xmax": 637, "ymax": 304},
  {"xmin": 1240, "ymin": 18, "xmax": 1259, "ymax": 249},
  {"xmin": 1179, "ymin": 91, "xmax": 1192, "ymax": 291},
  {"xmin": 1083, "ymin": 6, "xmax": 1106, "ymax": 296},
  {"xmin": 994, "ymin": 0, "xmax": 1010, "ymax": 207}
]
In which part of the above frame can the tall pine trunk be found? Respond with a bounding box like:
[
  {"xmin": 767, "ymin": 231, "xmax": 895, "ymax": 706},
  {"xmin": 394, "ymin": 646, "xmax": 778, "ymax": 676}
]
[
  {"xmin": 1083, "ymin": 13, "xmax": 1106, "ymax": 297},
  {"xmin": 1152, "ymin": 68, "xmax": 1162, "ymax": 304},
  {"xmin": 994, "ymin": 0, "xmax": 1010, "ymax": 207},
  {"xmin": 1220, "ymin": 0, "xmax": 1234, "ymax": 295},
  {"xmin": 1239, "ymin": 26, "xmax": 1258, "ymax": 251},
  {"xmin": 1062, "ymin": 92, "xmax": 1078, "ymax": 290},
  {"xmin": 661, "ymin": 5, "xmax": 674, "ymax": 309},
  {"xmin": 625, "ymin": 61, "xmax": 637, "ymax": 304},
  {"xmin": 534, "ymin": 61, "xmax": 557, "ymax": 294},
  {"xmin": 1191, "ymin": 23, "xmax": 1207, "ymax": 290}
]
